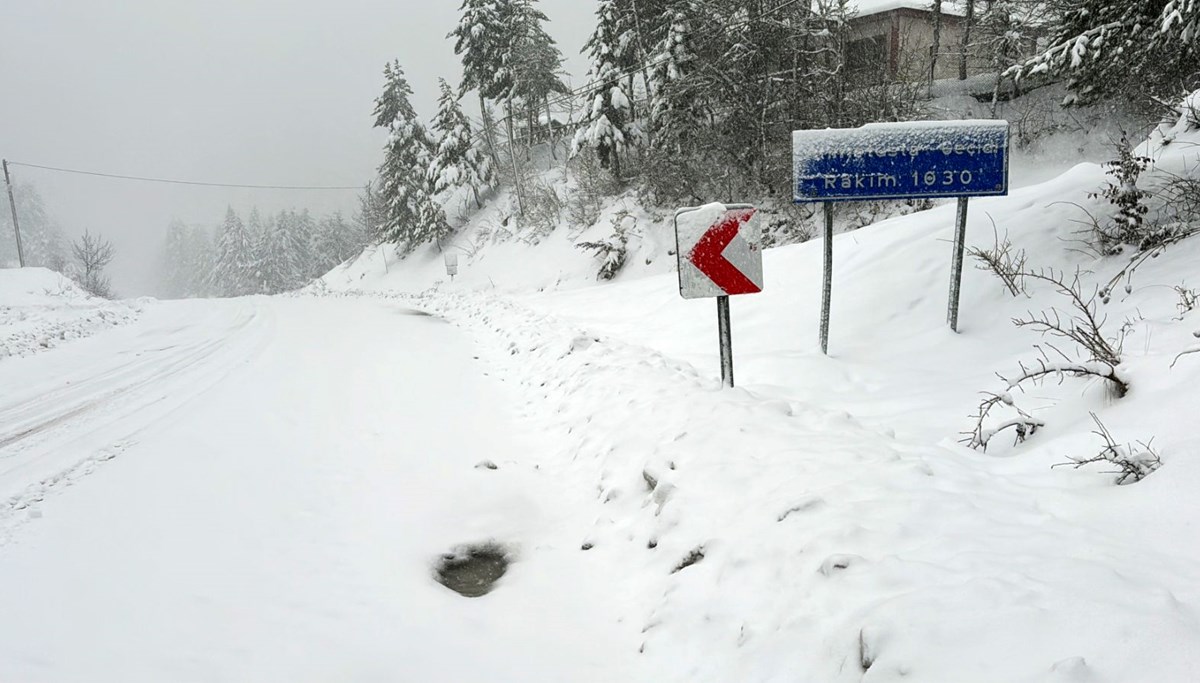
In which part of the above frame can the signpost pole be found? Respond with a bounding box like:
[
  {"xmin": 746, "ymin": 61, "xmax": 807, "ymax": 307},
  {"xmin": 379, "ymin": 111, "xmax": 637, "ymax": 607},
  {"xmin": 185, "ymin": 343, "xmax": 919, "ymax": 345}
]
[
  {"xmin": 3, "ymin": 160, "xmax": 27, "ymax": 268},
  {"xmin": 717, "ymin": 295, "xmax": 734, "ymax": 388},
  {"xmin": 947, "ymin": 196, "xmax": 969, "ymax": 332},
  {"xmin": 820, "ymin": 202, "xmax": 833, "ymax": 355}
]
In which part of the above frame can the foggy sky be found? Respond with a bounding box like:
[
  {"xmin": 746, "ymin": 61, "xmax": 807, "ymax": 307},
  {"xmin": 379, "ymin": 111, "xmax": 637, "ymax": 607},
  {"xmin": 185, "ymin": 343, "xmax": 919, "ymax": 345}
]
[{"xmin": 0, "ymin": 0, "xmax": 595, "ymax": 296}]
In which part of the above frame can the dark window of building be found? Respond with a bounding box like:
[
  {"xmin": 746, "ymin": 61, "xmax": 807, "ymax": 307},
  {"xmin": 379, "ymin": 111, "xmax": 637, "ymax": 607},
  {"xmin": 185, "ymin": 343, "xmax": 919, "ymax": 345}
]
[{"xmin": 847, "ymin": 34, "xmax": 888, "ymax": 75}]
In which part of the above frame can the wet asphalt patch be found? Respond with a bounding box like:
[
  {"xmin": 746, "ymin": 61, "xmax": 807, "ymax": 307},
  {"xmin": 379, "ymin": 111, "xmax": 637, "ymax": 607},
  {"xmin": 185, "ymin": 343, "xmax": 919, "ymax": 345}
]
[{"xmin": 434, "ymin": 543, "xmax": 510, "ymax": 598}]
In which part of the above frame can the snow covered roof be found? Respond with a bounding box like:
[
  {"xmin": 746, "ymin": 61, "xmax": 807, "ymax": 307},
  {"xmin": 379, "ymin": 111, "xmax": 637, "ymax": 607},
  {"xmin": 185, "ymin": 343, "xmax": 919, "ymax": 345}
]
[{"xmin": 845, "ymin": 0, "xmax": 966, "ymax": 19}]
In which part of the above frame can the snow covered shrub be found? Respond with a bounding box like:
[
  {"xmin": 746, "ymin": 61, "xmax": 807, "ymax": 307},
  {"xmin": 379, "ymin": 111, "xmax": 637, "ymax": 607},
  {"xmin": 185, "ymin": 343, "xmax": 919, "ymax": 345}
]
[
  {"xmin": 968, "ymin": 225, "xmax": 1027, "ymax": 297},
  {"xmin": 1055, "ymin": 414, "xmax": 1161, "ymax": 485},
  {"xmin": 522, "ymin": 180, "xmax": 564, "ymax": 242},
  {"xmin": 760, "ymin": 204, "xmax": 816, "ymax": 248},
  {"xmin": 845, "ymin": 199, "xmax": 934, "ymax": 230},
  {"xmin": 1151, "ymin": 171, "xmax": 1200, "ymax": 250},
  {"xmin": 1006, "ymin": 92, "xmax": 1070, "ymax": 149},
  {"xmin": 1089, "ymin": 136, "xmax": 1152, "ymax": 253},
  {"xmin": 566, "ymin": 152, "xmax": 619, "ymax": 230},
  {"xmin": 576, "ymin": 212, "xmax": 633, "ymax": 281},
  {"xmin": 965, "ymin": 268, "xmax": 1128, "ymax": 451}
]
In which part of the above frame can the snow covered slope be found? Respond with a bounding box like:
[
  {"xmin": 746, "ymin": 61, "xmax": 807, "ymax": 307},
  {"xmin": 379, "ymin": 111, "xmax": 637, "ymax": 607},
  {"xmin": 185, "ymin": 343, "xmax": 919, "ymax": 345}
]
[
  {"xmin": 0, "ymin": 267, "xmax": 143, "ymax": 360},
  {"xmin": 311, "ymin": 102, "xmax": 1200, "ymax": 681}
]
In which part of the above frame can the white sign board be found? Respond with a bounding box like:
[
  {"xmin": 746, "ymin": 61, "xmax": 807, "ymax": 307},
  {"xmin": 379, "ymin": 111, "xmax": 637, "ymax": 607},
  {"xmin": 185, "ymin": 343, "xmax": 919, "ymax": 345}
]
[{"xmin": 674, "ymin": 203, "xmax": 763, "ymax": 300}]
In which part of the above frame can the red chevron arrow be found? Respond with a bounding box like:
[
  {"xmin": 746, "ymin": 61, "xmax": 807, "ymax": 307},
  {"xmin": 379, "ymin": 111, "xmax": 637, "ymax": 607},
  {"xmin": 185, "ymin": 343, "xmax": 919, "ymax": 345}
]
[{"xmin": 687, "ymin": 208, "xmax": 760, "ymax": 295}]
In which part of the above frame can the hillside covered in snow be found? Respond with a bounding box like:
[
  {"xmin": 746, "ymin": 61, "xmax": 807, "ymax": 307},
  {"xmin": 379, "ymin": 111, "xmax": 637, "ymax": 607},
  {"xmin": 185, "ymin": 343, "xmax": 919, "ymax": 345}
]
[{"xmin": 310, "ymin": 91, "xmax": 1200, "ymax": 681}]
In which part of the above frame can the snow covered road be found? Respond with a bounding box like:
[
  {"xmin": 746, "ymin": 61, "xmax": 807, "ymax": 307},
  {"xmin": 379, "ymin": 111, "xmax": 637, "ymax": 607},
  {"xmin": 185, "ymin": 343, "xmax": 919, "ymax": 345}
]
[{"xmin": 0, "ymin": 297, "xmax": 634, "ymax": 682}]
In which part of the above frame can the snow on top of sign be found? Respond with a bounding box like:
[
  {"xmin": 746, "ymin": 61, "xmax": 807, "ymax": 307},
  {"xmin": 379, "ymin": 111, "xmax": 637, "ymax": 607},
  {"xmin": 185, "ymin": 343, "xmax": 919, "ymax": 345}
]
[
  {"xmin": 792, "ymin": 119, "xmax": 1009, "ymax": 159},
  {"xmin": 844, "ymin": 0, "xmax": 967, "ymax": 18},
  {"xmin": 674, "ymin": 203, "xmax": 728, "ymax": 255}
]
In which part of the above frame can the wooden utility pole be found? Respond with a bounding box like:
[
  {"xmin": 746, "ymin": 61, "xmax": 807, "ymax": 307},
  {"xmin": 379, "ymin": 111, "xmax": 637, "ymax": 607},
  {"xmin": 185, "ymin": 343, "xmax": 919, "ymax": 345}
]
[{"xmin": 2, "ymin": 159, "xmax": 27, "ymax": 267}]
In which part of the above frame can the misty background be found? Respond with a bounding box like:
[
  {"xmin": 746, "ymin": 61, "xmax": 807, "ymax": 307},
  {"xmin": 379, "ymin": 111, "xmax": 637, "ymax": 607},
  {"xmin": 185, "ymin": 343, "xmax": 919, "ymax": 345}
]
[{"xmin": 0, "ymin": 0, "xmax": 594, "ymax": 296}]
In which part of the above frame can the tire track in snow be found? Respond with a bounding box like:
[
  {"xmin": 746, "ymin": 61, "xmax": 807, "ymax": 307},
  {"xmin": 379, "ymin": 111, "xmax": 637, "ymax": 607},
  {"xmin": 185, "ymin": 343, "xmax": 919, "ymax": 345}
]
[{"xmin": 0, "ymin": 300, "xmax": 275, "ymax": 538}]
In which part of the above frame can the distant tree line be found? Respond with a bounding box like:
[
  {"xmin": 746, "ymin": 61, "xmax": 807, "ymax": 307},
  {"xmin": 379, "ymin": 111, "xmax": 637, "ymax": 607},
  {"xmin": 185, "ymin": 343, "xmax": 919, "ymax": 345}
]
[
  {"xmin": 157, "ymin": 206, "xmax": 367, "ymax": 298},
  {"xmin": 1, "ymin": 183, "xmax": 69, "ymax": 272}
]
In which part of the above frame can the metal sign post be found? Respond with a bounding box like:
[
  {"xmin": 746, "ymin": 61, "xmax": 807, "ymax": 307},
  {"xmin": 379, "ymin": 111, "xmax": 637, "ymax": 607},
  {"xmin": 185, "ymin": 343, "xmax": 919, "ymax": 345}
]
[
  {"xmin": 2, "ymin": 160, "xmax": 26, "ymax": 268},
  {"xmin": 820, "ymin": 202, "xmax": 834, "ymax": 355},
  {"xmin": 444, "ymin": 252, "xmax": 459, "ymax": 281},
  {"xmin": 674, "ymin": 203, "xmax": 763, "ymax": 388},
  {"xmin": 793, "ymin": 120, "xmax": 1010, "ymax": 352},
  {"xmin": 947, "ymin": 196, "xmax": 970, "ymax": 332},
  {"xmin": 717, "ymin": 295, "xmax": 734, "ymax": 387}
]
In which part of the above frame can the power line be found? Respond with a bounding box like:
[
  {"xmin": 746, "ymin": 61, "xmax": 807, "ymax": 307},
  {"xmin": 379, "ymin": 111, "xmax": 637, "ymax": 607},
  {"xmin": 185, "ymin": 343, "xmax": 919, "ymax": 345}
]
[{"xmin": 6, "ymin": 161, "xmax": 363, "ymax": 191}]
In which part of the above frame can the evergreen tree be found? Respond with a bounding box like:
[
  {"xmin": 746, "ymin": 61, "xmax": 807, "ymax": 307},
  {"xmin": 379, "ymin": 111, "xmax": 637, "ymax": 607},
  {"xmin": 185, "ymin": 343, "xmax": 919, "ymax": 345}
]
[
  {"xmin": 186, "ymin": 226, "xmax": 213, "ymax": 297},
  {"xmin": 429, "ymin": 78, "xmax": 494, "ymax": 209},
  {"xmin": 294, "ymin": 209, "xmax": 318, "ymax": 279},
  {"xmin": 0, "ymin": 182, "xmax": 67, "ymax": 271},
  {"xmin": 449, "ymin": 0, "xmax": 512, "ymax": 103},
  {"xmin": 504, "ymin": 0, "xmax": 570, "ymax": 152},
  {"xmin": 449, "ymin": 0, "xmax": 510, "ymax": 169},
  {"xmin": 159, "ymin": 220, "xmax": 191, "ymax": 298},
  {"xmin": 372, "ymin": 62, "xmax": 439, "ymax": 250},
  {"xmin": 211, "ymin": 207, "xmax": 257, "ymax": 297},
  {"xmin": 311, "ymin": 212, "xmax": 364, "ymax": 273},
  {"xmin": 649, "ymin": 1, "xmax": 703, "ymax": 155},
  {"xmin": 254, "ymin": 211, "xmax": 305, "ymax": 293},
  {"xmin": 1015, "ymin": 0, "xmax": 1200, "ymax": 106},
  {"xmin": 357, "ymin": 183, "xmax": 388, "ymax": 244},
  {"xmin": 573, "ymin": 0, "xmax": 642, "ymax": 178}
]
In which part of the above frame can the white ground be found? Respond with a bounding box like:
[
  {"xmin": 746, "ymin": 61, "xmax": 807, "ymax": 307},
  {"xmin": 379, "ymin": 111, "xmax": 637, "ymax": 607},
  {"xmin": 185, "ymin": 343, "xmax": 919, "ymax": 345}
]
[
  {"xmin": 2, "ymin": 103, "xmax": 1199, "ymax": 681},
  {"xmin": 0, "ymin": 295, "xmax": 637, "ymax": 681},
  {"xmin": 0, "ymin": 268, "xmax": 142, "ymax": 360}
]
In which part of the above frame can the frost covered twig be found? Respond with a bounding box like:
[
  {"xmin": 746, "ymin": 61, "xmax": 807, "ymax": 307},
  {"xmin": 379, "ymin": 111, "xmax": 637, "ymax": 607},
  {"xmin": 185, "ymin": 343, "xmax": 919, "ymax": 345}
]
[
  {"xmin": 1172, "ymin": 343, "xmax": 1200, "ymax": 369},
  {"xmin": 964, "ymin": 390, "xmax": 1045, "ymax": 451},
  {"xmin": 968, "ymin": 221, "xmax": 1026, "ymax": 297},
  {"xmin": 964, "ymin": 352, "xmax": 1125, "ymax": 451},
  {"xmin": 1054, "ymin": 413, "xmax": 1161, "ymax": 485},
  {"xmin": 1175, "ymin": 286, "xmax": 1199, "ymax": 318},
  {"xmin": 1015, "ymin": 268, "xmax": 1124, "ymax": 369}
]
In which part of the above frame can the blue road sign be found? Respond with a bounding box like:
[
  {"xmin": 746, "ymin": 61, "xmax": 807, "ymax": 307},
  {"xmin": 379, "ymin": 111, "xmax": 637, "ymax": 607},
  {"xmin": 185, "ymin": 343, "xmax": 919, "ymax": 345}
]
[{"xmin": 793, "ymin": 120, "xmax": 1010, "ymax": 203}]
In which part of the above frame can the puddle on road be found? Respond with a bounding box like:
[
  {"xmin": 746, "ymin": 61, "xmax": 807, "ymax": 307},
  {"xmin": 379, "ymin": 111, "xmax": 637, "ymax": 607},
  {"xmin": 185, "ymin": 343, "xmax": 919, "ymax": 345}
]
[{"xmin": 434, "ymin": 543, "xmax": 510, "ymax": 598}]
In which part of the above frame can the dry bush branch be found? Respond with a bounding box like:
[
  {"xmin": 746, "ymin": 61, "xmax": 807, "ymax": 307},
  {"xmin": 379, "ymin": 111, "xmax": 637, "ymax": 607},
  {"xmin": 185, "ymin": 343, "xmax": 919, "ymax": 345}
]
[
  {"xmin": 965, "ymin": 268, "xmax": 1129, "ymax": 452},
  {"xmin": 964, "ymin": 390, "xmax": 1045, "ymax": 450},
  {"xmin": 968, "ymin": 220, "xmax": 1027, "ymax": 297},
  {"xmin": 1176, "ymin": 286, "xmax": 1199, "ymax": 317},
  {"xmin": 1054, "ymin": 413, "xmax": 1161, "ymax": 485},
  {"xmin": 1172, "ymin": 342, "xmax": 1200, "ymax": 368},
  {"xmin": 1015, "ymin": 268, "xmax": 1124, "ymax": 368}
]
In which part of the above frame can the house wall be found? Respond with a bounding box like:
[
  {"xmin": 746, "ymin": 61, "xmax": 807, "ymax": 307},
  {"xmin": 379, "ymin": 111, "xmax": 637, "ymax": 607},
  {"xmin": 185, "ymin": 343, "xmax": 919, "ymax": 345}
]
[{"xmin": 848, "ymin": 8, "xmax": 990, "ymax": 82}]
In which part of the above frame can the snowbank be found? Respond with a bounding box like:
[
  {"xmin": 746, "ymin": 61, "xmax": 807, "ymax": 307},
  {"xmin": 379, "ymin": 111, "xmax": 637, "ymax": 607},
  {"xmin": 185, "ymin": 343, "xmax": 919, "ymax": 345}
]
[
  {"xmin": 409, "ymin": 279, "xmax": 1200, "ymax": 682},
  {"xmin": 0, "ymin": 268, "xmax": 144, "ymax": 360}
]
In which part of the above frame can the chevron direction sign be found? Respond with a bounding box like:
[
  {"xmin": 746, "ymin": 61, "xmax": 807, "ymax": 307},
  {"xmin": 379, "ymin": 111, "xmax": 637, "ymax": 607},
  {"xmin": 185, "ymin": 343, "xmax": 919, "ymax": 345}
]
[{"xmin": 675, "ymin": 203, "xmax": 763, "ymax": 300}]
